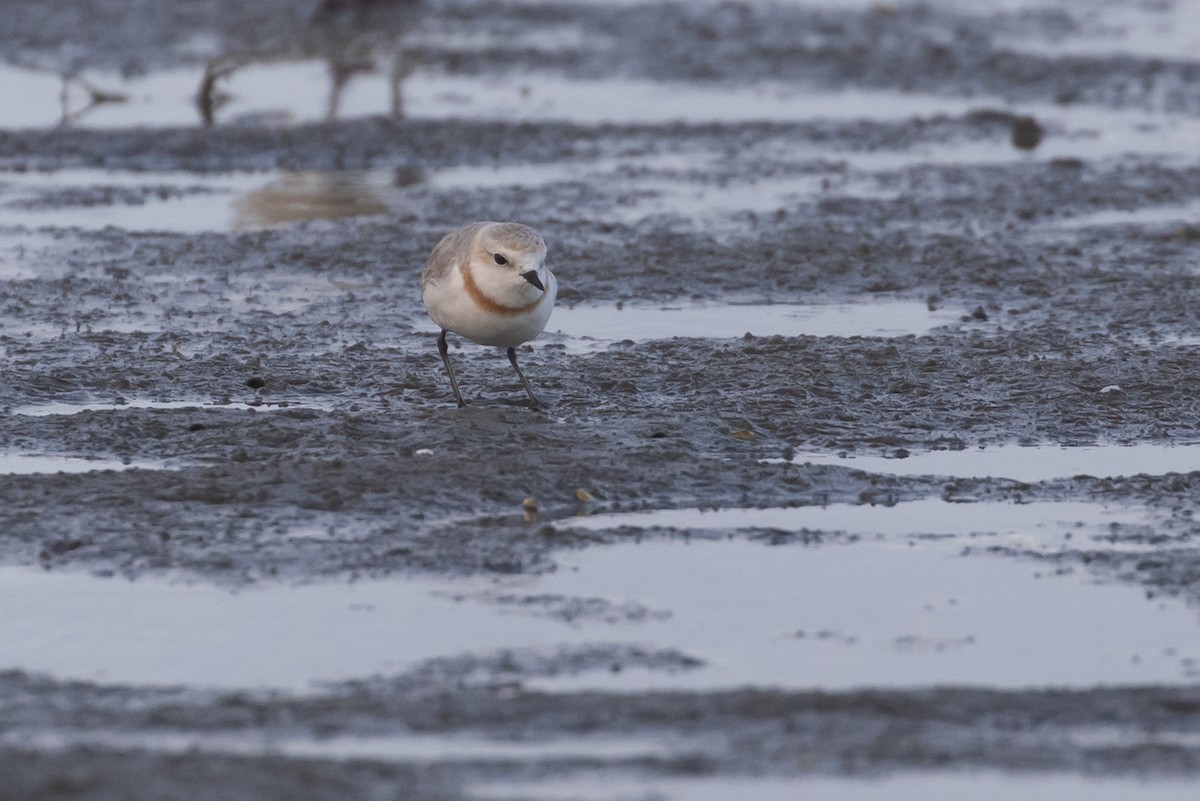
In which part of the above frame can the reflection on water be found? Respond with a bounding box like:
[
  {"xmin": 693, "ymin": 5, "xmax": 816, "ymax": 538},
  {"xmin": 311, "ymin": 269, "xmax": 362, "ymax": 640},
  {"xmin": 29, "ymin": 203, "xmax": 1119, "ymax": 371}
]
[
  {"xmin": 0, "ymin": 167, "xmax": 425, "ymax": 232},
  {"xmin": 198, "ymin": 0, "xmax": 418, "ymax": 126},
  {"xmin": 231, "ymin": 166, "xmax": 423, "ymax": 228},
  {"xmin": 59, "ymin": 73, "xmax": 130, "ymax": 127},
  {"xmin": 0, "ymin": 0, "xmax": 420, "ymax": 128}
]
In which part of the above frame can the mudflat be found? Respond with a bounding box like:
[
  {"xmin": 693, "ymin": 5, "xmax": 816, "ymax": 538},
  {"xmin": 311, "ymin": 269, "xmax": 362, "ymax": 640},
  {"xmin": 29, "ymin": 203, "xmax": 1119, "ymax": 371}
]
[{"xmin": 1, "ymin": 1, "xmax": 1199, "ymax": 799}]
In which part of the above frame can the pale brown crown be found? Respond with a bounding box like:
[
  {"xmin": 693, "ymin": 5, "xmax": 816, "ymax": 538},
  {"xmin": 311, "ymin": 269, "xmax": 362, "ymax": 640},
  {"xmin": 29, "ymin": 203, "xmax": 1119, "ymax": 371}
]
[{"xmin": 477, "ymin": 222, "xmax": 545, "ymax": 257}]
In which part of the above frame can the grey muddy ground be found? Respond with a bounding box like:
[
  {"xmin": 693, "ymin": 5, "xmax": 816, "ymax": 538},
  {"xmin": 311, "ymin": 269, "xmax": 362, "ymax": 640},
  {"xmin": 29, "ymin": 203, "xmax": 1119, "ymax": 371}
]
[{"xmin": 1, "ymin": 0, "xmax": 1200, "ymax": 799}]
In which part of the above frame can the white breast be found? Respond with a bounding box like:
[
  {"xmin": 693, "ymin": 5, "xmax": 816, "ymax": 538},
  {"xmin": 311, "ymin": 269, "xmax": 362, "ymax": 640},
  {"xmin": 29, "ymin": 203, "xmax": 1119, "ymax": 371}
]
[{"xmin": 424, "ymin": 265, "xmax": 557, "ymax": 348}]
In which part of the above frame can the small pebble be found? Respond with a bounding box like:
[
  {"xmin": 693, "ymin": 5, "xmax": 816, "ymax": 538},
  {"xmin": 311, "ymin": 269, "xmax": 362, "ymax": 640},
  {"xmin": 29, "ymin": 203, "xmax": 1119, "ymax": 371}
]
[{"xmin": 1011, "ymin": 115, "xmax": 1044, "ymax": 150}]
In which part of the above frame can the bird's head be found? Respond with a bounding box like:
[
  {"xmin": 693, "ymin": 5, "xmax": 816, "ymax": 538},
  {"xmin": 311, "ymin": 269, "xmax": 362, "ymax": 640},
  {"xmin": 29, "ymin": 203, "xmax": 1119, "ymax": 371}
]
[{"xmin": 471, "ymin": 222, "xmax": 550, "ymax": 298}]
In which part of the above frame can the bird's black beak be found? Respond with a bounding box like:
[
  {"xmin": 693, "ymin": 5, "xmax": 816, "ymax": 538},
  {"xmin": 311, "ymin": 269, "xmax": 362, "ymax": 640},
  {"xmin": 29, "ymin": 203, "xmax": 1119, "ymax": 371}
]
[{"xmin": 521, "ymin": 270, "xmax": 545, "ymax": 291}]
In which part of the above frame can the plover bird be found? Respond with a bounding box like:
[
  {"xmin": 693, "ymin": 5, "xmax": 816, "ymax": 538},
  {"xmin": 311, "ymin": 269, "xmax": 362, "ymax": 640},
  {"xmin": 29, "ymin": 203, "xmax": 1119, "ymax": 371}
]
[{"xmin": 421, "ymin": 221, "xmax": 556, "ymax": 409}]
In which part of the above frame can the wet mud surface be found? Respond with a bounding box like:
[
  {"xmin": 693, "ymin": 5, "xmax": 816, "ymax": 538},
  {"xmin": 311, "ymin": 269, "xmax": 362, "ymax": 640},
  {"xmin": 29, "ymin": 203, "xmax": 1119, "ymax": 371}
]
[{"xmin": 2, "ymin": 0, "xmax": 1200, "ymax": 799}]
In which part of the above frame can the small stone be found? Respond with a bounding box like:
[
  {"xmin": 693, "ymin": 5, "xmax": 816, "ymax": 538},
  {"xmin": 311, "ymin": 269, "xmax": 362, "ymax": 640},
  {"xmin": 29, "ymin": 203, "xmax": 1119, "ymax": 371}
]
[
  {"xmin": 246, "ymin": 376, "xmax": 266, "ymax": 389},
  {"xmin": 1011, "ymin": 115, "xmax": 1044, "ymax": 150}
]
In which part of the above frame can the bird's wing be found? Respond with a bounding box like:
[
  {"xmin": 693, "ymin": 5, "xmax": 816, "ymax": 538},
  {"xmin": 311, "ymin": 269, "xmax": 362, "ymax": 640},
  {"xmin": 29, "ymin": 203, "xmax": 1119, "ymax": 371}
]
[{"xmin": 420, "ymin": 221, "xmax": 490, "ymax": 289}]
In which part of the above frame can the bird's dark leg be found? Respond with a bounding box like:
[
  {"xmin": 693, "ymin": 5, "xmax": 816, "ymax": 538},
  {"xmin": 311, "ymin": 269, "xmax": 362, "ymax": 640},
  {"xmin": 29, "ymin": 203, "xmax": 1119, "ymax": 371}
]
[
  {"xmin": 507, "ymin": 347, "xmax": 542, "ymax": 410},
  {"xmin": 437, "ymin": 329, "xmax": 466, "ymax": 407}
]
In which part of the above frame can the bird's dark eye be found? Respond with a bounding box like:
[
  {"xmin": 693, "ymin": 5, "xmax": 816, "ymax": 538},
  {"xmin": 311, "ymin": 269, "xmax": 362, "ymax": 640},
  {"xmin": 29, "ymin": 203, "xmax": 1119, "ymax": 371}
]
[{"xmin": 493, "ymin": 253, "xmax": 508, "ymax": 265}]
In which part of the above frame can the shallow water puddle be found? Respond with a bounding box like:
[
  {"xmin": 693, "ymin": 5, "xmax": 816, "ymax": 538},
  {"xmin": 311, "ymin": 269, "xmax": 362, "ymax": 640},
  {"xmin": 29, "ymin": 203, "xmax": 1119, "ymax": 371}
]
[
  {"xmin": 436, "ymin": 158, "xmax": 880, "ymax": 224},
  {"xmin": 11, "ymin": 398, "xmax": 329, "ymax": 416},
  {"xmin": 471, "ymin": 772, "xmax": 1200, "ymax": 801},
  {"xmin": 5, "ymin": 123, "xmax": 1195, "ymax": 235},
  {"xmin": 0, "ymin": 64, "xmax": 987, "ymax": 129},
  {"xmin": 0, "ymin": 171, "xmax": 829, "ymax": 237},
  {"xmin": 5, "ymin": 191, "xmax": 241, "ymax": 234},
  {"xmin": 0, "ymin": 169, "xmax": 268, "ymax": 233},
  {"xmin": 526, "ymin": 534, "xmax": 1200, "ymax": 693},
  {"xmin": 0, "ymin": 230, "xmax": 60, "ymax": 279},
  {"xmin": 564, "ymin": 498, "xmax": 1155, "ymax": 553},
  {"xmin": 3, "ymin": 60, "xmax": 1198, "ymax": 170},
  {"xmin": 0, "ymin": 454, "xmax": 166, "ymax": 475},
  {"xmin": 1047, "ymin": 199, "xmax": 1200, "ymax": 230},
  {"xmin": 2, "ymin": 728, "xmax": 667, "ymax": 764},
  {"xmin": 407, "ymin": 77, "xmax": 986, "ymax": 126},
  {"xmin": 3, "ymin": 497, "xmax": 1198, "ymax": 691},
  {"xmin": 0, "ymin": 565, "xmax": 600, "ymax": 690},
  {"xmin": 769, "ymin": 443, "xmax": 1200, "ymax": 481},
  {"xmin": 543, "ymin": 301, "xmax": 963, "ymax": 350},
  {"xmin": 824, "ymin": 115, "xmax": 1200, "ymax": 170},
  {"xmin": 1145, "ymin": 334, "xmax": 1200, "ymax": 348},
  {"xmin": 0, "ymin": 153, "xmax": 888, "ymax": 234},
  {"xmin": 995, "ymin": 0, "xmax": 1200, "ymax": 61}
]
